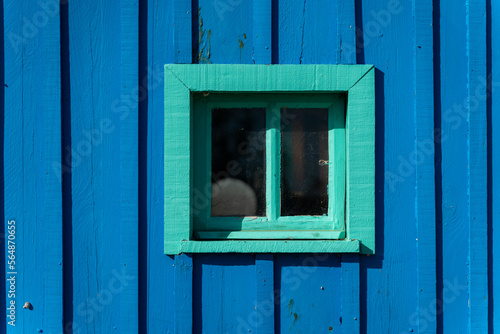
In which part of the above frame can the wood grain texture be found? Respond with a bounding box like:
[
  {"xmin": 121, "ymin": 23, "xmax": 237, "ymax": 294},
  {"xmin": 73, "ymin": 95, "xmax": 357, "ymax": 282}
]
[
  {"xmin": 341, "ymin": 254, "xmax": 360, "ymax": 333},
  {"xmin": 440, "ymin": 0, "xmax": 471, "ymax": 332},
  {"xmin": 68, "ymin": 1, "xmax": 138, "ymax": 332},
  {"xmin": 145, "ymin": 0, "xmax": 176, "ymax": 332},
  {"xmin": 360, "ymin": 1, "xmax": 418, "ymax": 332},
  {"xmin": 335, "ymin": 3, "xmax": 361, "ymax": 332},
  {"xmin": 171, "ymin": 2, "xmax": 195, "ymax": 334},
  {"xmin": 4, "ymin": 0, "xmax": 63, "ymax": 332},
  {"xmin": 275, "ymin": 254, "xmax": 342, "ymax": 333},
  {"xmin": 466, "ymin": 0, "xmax": 489, "ymax": 332},
  {"xmin": 492, "ymin": 0, "xmax": 500, "ymax": 330},
  {"xmin": 253, "ymin": 0, "xmax": 272, "ymax": 64},
  {"xmin": 174, "ymin": 253, "xmax": 193, "ymax": 332},
  {"xmin": 119, "ymin": 1, "xmax": 139, "ymax": 332},
  {"xmin": 255, "ymin": 254, "xmax": 274, "ymax": 333},
  {"xmin": 2, "ymin": 0, "xmax": 496, "ymax": 332},
  {"xmin": 413, "ymin": 0, "xmax": 437, "ymax": 332}
]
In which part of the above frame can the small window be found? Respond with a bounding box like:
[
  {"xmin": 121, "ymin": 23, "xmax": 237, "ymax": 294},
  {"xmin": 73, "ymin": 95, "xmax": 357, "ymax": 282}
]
[{"xmin": 164, "ymin": 64, "xmax": 375, "ymax": 254}]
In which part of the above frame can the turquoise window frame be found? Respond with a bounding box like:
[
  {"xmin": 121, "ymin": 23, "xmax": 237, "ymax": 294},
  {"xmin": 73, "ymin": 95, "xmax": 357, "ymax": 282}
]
[{"xmin": 164, "ymin": 64, "xmax": 375, "ymax": 254}]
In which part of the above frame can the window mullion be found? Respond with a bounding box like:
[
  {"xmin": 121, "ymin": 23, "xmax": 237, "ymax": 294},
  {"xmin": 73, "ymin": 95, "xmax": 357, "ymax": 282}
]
[
  {"xmin": 266, "ymin": 104, "xmax": 281, "ymax": 221},
  {"xmin": 330, "ymin": 96, "xmax": 346, "ymax": 231}
]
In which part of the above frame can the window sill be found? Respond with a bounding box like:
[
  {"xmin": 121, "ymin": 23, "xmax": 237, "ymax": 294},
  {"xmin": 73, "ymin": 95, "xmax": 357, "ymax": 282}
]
[{"xmin": 165, "ymin": 239, "xmax": 360, "ymax": 254}]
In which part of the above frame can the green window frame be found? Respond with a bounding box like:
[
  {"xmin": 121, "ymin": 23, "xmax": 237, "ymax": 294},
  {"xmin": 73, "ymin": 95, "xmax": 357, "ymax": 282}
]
[{"xmin": 164, "ymin": 64, "xmax": 375, "ymax": 254}]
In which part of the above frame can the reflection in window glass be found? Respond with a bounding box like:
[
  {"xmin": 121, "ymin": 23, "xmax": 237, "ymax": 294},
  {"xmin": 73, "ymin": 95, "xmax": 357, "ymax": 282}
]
[
  {"xmin": 281, "ymin": 108, "xmax": 329, "ymax": 216},
  {"xmin": 211, "ymin": 108, "xmax": 266, "ymax": 216}
]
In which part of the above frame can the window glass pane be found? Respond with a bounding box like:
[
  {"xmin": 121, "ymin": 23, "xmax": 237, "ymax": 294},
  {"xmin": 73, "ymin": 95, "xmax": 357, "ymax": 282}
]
[
  {"xmin": 281, "ymin": 108, "xmax": 329, "ymax": 216},
  {"xmin": 211, "ymin": 108, "xmax": 266, "ymax": 216}
]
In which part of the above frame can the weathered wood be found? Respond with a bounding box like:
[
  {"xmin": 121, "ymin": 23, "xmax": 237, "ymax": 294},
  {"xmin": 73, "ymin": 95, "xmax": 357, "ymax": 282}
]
[
  {"xmin": 4, "ymin": 0, "xmax": 63, "ymax": 332},
  {"xmin": 467, "ymin": 0, "xmax": 489, "ymax": 332},
  {"xmin": 2, "ymin": 0, "xmax": 496, "ymax": 331},
  {"xmin": 120, "ymin": 1, "xmax": 139, "ymax": 332},
  {"xmin": 414, "ymin": 0, "xmax": 437, "ymax": 332},
  {"xmin": 145, "ymin": 0, "xmax": 177, "ymax": 332},
  {"xmin": 440, "ymin": 0, "xmax": 471, "ymax": 332},
  {"xmin": 492, "ymin": 0, "xmax": 500, "ymax": 330}
]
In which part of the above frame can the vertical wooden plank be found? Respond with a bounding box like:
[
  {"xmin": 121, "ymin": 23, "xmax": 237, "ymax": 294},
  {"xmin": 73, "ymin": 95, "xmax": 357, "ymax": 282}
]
[
  {"xmin": 4, "ymin": 4, "xmax": 25, "ymax": 332},
  {"xmin": 276, "ymin": 0, "xmax": 337, "ymax": 65},
  {"xmin": 42, "ymin": 2, "xmax": 64, "ymax": 331},
  {"xmin": 0, "ymin": 0, "xmax": 5, "ymax": 332},
  {"xmin": 337, "ymin": 0, "xmax": 356, "ymax": 64},
  {"xmin": 193, "ymin": 254, "xmax": 256, "ymax": 332},
  {"xmin": 466, "ymin": 0, "xmax": 488, "ymax": 332},
  {"xmin": 196, "ymin": 0, "xmax": 253, "ymax": 64},
  {"xmin": 174, "ymin": 0, "xmax": 192, "ymax": 63},
  {"xmin": 120, "ymin": 0, "xmax": 139, "ymax": 332},
  {"xmin": 255, "ymin": 254, "xmax": 275, "ymax": 334},
  {"xmin": 491, "ymin": 0, "xmax": 500, "ymax": 330},
  {"xmin": 337, "ymin": 1, "xmax": 360, "ymax": 332},
  {"xmin": 413, "ymin": 0, "xmax": 437, "ymax": 332},
  {"xmin": 174, "ymin": 254, "xmax": 193, "ymax": 332},
  {"xmin": 253, "ymin": 0, "xmax": 272, "ymax": 64},
  {"xmin": 69, "ymin": 1, "xmax": 127, "ymax": 331},
  {"xmin": 439, "ymin": 0, "xmax": 470, "ymax": 332},
  {"xmin": 172, "ymin": 0, "xmax": 194, "ymax": 331},
  {"xmin": 276, "ymin": 255, "xmax": 342, "ymax": 332},
  {"xmin": 146, "ymin": 0, "xmax": 177, "ymax": 331},
  {"xmin": 360, "ymin": 1, "xmax": 418, "ymax": 332},
  {"xmin": 4, "ymin": 0, "xmax": 63, "ymax": 332},
  {"xmin": 341, "ymin": 254, "xmax": 359, "ymax": 333}
]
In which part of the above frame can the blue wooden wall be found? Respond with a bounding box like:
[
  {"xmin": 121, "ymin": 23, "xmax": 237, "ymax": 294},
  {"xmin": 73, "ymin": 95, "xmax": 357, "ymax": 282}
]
[{"xmin": 1, "ymin": 0, "xmax": 497, "ymax": 333}]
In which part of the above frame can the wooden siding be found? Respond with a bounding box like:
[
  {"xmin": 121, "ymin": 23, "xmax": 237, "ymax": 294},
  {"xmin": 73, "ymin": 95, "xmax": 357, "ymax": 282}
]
[{"xmin": 0, "ymin": 0, "xmax": 497, "ymax": 333}]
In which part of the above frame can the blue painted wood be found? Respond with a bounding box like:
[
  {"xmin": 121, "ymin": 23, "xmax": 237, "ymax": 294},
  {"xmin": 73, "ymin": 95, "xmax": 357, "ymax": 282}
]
[
  {"xmin": 492, "ymin": 0, "xmax": 500, "ymax": 330},
  {"xmin": 0, "ymin": 0, "xmax": 5, "ymax": 333},
  {"xmin": 253, "ymin": 0, "xmax": 272, "ymax": 64},
  {"xmin": 145, "ymin": 0, "xmax": 176, "ymax": 332},
  {"xmin": 341, "ymin": 254, "xmax": 359, "ymax": 333},
  {"xmin": 172, "ymin": 0, "xmax": 194, "ymax": 332},
  {"xmin": 120, "ymin": 1, "xmax": 139, "ymax": 332},
  {"xmin": 276, "ymin": 254, "xmax": 341, "ymax": 333},
  {"xmin": 2, "ymin": 0, "xmax": 497, "ymax": 332},
  {"xmin": 68, "ymin": 1, "xmax": 139, "ymax": 332},
  {"xmin": 466, "ymin": 1, "xmax": 489, "ymax": 332},
  {"xmin": 174, "ymin": 0, "xmax": 192, "ymax": 64},
  {"xmin": 255, "ymin": 255, "xmax": 274, "ymax": 333},
  {"xmin": 336, "ymin": 2, "xmax": 361, "ymax": 332},
  {"xmin": 439, "ymin": 0, "xmax": 470, "ymax": 332},
  {"xmin": 337, "ymin": 0, "xmax": 356, "ymax": 64},
  {"xmin": 359, "ymin": 1, "xmax": 418, "ymax": 333},
  {"xmin": 413, "ymin": 0, "xmax": 437, "ymax": 332},
  {"xmin": 277, "ymin": 0, "xmax": 338, "ymax": 65},
  {"xmin": 193, "ymin": 254, "xmax": 256, "ymax": 332},
  {"xmin": 197, "ymin": 0, "xmax": 254, "ymax": 64},
  {"xmin": 4, "ymin": 1, "xmax": 63, "ymax": 333},
  {"xmin": 174, "ymin": 254, "xmax": 193, "ymax": 332}
]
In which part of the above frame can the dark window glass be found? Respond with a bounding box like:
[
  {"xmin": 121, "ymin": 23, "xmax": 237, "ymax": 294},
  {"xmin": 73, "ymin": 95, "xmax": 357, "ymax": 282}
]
[
  {"xmin": 211, "ymin": 108, "xmax": 266, "ymax": 216},
  {"xmin": 281, "ymin": 108, "xmax": 329, "ymax": 216}
]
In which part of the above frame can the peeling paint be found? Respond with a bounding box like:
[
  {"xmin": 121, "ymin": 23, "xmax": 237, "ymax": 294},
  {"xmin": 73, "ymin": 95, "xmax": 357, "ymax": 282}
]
[{"xmin": 196, "ymin": 7, "xmax": 212, "ymax": 64}]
